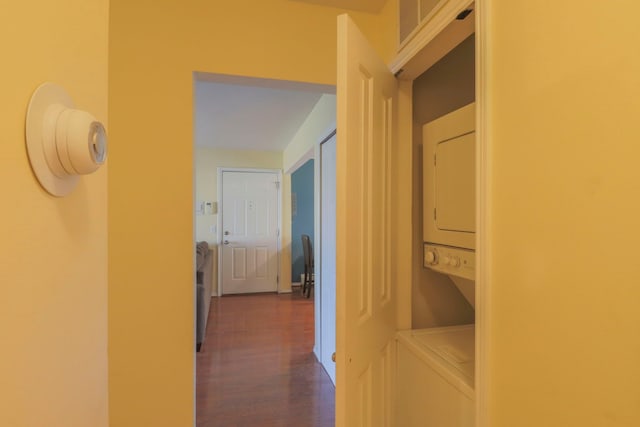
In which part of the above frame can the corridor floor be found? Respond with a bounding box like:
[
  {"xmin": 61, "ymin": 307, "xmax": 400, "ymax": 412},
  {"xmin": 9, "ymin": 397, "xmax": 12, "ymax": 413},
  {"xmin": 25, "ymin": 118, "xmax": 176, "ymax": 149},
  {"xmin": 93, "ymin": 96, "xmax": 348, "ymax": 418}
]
[{"xmin": 196, "ymin": 292, "xmax": 335, "ymax": 426}]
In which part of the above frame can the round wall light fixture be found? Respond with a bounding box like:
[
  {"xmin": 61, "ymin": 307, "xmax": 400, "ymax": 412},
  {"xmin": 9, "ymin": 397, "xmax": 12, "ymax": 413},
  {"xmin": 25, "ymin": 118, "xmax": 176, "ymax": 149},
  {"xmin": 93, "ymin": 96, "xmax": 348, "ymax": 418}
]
[{"xmin": 26, "ymin": 83, "xmax": 107, "ymax": 197}]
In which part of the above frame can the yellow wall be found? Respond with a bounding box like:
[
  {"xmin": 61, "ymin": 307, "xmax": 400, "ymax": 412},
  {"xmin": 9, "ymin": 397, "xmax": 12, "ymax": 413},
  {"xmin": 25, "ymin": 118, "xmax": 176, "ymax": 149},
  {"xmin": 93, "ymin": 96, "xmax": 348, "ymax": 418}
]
[
  {"xmin": 0, "ymin": 0, "xmax": 109, "ymax": 426},
  {"xmin": 487, "ymin": 2, "xmax": 640, "ymax": 425},
  {"xmin": 109, "ymin": 1, "xmax": 397, "ymax": 424}
]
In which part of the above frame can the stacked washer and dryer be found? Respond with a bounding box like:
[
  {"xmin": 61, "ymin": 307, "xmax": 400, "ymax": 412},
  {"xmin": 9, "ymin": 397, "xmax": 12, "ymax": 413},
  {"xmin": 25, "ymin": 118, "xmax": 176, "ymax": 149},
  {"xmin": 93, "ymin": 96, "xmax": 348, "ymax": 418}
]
[{"xmin": 396, "ymin": 103, "xmax": 476, "ymax": 427}]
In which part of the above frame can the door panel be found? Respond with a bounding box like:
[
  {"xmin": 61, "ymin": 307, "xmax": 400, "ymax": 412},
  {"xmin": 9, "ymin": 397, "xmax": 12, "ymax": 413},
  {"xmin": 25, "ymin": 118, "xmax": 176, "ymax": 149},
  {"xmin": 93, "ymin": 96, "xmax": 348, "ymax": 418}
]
[
  {"xmin": 232, "ymin": 247, "xmax": 247, "ymax": 280},
  {"xmin": 221, "ymin": 171, "xmax": 279, "ymax": 294},
  {"xmin": 336, "ymin": 15, "xmax": 398, "ymax": 427},
  {"xmin": 255, "ymin": 246, "xmax": 268, "ymax": 277},
  {"xmin": 435, "ymin": 132, "xmax": 475, "ymax": 232}
]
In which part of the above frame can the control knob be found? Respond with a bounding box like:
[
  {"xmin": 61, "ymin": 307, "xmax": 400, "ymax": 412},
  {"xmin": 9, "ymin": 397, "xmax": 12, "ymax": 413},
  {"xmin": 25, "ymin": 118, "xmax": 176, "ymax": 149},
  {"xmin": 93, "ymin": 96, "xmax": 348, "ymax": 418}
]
[{"xmin": 425, "ymin": 250, "xmax": 437, "ymax": 265}]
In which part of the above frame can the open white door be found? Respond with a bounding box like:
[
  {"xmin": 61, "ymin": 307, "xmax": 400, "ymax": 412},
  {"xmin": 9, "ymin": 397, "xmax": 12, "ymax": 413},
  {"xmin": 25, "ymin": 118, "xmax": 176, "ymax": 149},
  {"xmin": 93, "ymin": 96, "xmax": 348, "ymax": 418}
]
[{"xmin": 336, "ymin": 15, "xmax": 398, "ymax": 427}]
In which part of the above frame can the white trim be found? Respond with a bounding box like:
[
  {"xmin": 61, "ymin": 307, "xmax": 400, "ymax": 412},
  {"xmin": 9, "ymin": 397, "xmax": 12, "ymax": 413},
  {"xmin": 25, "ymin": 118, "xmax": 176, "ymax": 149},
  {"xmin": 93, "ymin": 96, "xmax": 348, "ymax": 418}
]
[
  {"xmin": 218, "ymin": 167, "xmax": 283, "ymax": 174},
  {"xmin": 286, "ymin": 122, "xmax": 336, "ymax": 176},
  {"xmin": 217, "ymin": 167, "xmax": 283, "ymax": 296},
  {"xmin": 191, "ymin": 74, "xmax": 198, "ymax": 420},
  {"xmin": 285, "ymin": 147, "xmax": 315, "ymax": 175},
  {"xmin": 216, "ymin": 168, "xmax": 223, "ymax": 297},
  {"xmin": 319, "ymin": 122, "xmax": 337, "ymax": 145},
  {"xmin": 475, "ymin": 1, "xmax": 491, "ymax": 425},
  {"xmin": 397, "ymin": 0, "xmax": 449, "ymax": 51},
  {"xmin": 395, "ymin": 80, "xmax": 414, "ymax": 331},
  {"xmin": 194, "ymin": 71, "xmax": 335, "ymax": 94}
]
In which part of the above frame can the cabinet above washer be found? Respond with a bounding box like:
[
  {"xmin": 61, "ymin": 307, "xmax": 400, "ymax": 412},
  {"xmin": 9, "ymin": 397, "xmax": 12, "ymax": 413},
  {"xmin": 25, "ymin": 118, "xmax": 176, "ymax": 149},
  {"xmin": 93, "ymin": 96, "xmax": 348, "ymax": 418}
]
[
  {"xmin": 393, "ymin": 0, "xmax": 475, "ymax": 80},
  {"xmin": 399, "ymin": 0, "xmax": 446, "ymax": 46}
]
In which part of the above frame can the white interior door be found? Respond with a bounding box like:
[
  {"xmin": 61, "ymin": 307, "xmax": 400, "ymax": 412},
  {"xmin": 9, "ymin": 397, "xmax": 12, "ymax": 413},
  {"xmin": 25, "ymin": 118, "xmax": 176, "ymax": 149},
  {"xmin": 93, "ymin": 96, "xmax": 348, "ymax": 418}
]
[
  {"xmin": 221, "ymin": 170, "xmax": 279, "ymax": 294},
  {"xmin": 336, "ymin": 15, "xmax": 398, "ymax": 427},
  {"xmin": 320, "ymin": 133, "xmax": 337, "ymax": 385}
]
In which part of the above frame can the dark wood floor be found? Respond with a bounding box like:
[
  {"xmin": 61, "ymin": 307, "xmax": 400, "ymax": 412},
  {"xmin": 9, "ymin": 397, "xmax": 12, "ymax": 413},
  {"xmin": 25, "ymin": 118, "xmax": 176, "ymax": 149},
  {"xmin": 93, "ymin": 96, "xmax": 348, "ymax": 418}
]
[{"xmin": 196, "ymin": 292, "xmax": 335, "ymax": 427}]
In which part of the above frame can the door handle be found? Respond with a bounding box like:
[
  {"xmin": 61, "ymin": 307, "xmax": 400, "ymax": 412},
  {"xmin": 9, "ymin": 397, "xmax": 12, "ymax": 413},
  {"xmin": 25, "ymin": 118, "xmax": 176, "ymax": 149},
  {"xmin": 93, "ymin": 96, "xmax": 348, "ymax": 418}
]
[
  {"xmin": 332, "ymin": 352, "xmax": 336, "ymax": 363},
  {"xmin": 223, "ymin": 240, "xmax": 230, "ymax": 245}
]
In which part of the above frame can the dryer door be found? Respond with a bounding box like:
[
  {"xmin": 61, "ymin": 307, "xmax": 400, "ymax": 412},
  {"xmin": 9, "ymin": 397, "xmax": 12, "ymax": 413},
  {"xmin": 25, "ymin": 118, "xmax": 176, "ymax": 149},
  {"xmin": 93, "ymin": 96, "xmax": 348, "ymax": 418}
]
[
  {"xmin": 435, "ymin": 131, "xmax": 475, "ymax": 233},
  {"xmin": 423, "ymin": 102, "xmax": 476, "ymax": 250}
]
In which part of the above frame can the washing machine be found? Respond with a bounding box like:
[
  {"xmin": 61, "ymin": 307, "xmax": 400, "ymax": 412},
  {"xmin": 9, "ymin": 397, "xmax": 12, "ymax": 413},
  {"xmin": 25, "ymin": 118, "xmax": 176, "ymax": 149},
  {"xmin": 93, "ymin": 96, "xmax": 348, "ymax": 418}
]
[{"xmin": 396, "ymin": 325, "xmax": 475, "ymax": 427}]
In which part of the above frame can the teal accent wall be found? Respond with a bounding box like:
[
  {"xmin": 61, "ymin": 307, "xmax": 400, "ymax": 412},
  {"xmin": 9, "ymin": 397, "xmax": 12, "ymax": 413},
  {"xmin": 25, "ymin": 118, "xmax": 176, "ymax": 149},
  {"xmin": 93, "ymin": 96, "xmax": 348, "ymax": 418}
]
[{"xmin": 291, "ymin": 159, "xmax": 314, "ymax": 282}]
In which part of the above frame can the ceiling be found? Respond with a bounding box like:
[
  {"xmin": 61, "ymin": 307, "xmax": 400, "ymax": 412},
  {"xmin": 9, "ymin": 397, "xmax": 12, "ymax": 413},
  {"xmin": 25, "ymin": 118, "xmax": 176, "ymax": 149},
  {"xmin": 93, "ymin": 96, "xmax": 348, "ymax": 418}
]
[{"xmin": 194, "ymin": 74, "xmax": 334, "ymax": 152}]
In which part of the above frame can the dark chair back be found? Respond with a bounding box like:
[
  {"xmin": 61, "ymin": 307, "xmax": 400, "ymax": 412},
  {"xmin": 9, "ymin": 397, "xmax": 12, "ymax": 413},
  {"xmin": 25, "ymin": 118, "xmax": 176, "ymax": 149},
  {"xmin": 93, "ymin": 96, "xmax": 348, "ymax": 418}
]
[
  {"xmin": 302, "ymin": 234, "xmax": 313, "ymax": 268},
  {"xmin": 301, "ymin": 234, "xmax": 314, "ymax": 297}
]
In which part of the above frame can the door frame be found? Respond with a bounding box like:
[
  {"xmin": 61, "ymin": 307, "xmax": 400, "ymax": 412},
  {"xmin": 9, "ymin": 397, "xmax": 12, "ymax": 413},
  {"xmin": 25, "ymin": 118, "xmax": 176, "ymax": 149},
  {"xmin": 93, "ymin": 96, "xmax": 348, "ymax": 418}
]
[
  {"xmin": 388, "ymin": 2, "xmax": 490, "ymax": 426},
  {"xmin": 217, "ymin": 167, "xmax": 283, "ymax": 296}
]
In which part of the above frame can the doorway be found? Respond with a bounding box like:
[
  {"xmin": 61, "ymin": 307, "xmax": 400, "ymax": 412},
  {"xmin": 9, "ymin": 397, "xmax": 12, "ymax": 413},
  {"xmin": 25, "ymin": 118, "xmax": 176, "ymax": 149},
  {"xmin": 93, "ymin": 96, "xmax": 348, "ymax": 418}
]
[{"xmin": 193, "ymin": 71, "xmax": 338, "ymax": 424}]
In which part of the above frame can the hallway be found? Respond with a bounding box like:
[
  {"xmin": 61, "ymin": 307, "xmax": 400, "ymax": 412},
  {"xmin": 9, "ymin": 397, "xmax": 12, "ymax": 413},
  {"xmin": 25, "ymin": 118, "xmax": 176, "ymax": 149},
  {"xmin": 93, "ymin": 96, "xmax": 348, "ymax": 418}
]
[{"xmin": 196, "ymin": 292, "xmax": 335, "ymax": 426}]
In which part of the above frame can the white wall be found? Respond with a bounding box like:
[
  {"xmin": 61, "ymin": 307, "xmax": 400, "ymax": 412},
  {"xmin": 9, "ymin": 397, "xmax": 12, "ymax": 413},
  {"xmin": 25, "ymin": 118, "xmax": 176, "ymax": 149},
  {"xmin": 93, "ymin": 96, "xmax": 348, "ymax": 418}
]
[{"xmin": 283, "ymin": 94, "xmax": 336, "ymax": 173}]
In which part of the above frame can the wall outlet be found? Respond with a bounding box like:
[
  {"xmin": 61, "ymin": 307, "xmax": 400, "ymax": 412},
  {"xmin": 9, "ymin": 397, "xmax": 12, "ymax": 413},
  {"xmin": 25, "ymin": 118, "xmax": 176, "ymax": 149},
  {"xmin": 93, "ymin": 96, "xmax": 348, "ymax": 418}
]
[{"xmin": 209, "ymin": 225, "xmax": 216, "ymax": 234}]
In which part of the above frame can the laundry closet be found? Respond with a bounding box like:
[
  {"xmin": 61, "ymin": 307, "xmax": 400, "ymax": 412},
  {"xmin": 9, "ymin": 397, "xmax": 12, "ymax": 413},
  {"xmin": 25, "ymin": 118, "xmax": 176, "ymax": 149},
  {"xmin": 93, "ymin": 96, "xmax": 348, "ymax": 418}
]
[
  {"xmin": 391, "ymin": 3, "xmax": 477, "ymax": 426},
  {"xmin": 334, "ymin": 2, "xmax": 479, "ymax": 425}
]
